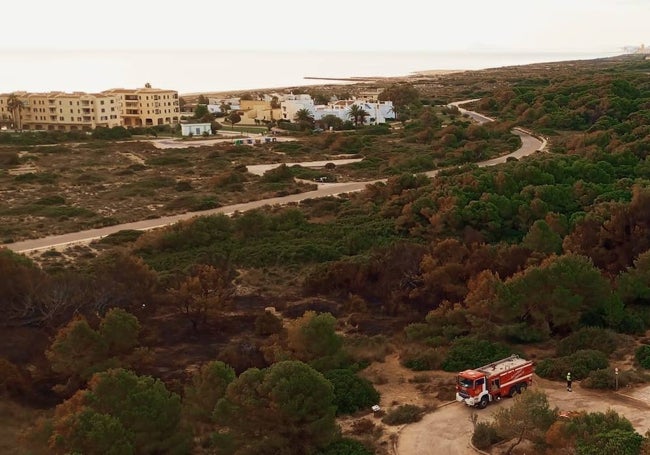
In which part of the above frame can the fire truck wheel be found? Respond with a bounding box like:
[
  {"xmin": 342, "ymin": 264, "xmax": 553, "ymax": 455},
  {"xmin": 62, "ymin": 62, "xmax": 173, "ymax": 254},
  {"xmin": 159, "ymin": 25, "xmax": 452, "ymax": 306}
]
[
  {"xmin": 519, "ymin": 383, "xmax": 527, "ymax": 393},
  {"xmin": 508, "ymin": 387, "xmax": 518, "ymax": 398},
  {"xmin": 478, "ymin": 396, "xmax": 489, "ymax": 409}
]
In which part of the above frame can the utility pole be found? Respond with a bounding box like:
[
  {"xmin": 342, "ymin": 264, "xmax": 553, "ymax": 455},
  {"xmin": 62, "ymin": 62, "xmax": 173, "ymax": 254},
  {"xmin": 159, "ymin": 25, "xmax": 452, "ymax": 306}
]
[{"xmin": 615, "ymin": 367, "xmax": 619, "ymax": 391}]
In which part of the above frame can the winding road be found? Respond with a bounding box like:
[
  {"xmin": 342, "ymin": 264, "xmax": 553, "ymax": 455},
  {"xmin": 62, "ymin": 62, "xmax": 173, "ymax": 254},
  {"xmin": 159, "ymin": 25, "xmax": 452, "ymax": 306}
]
[{"xmin": 4, "ymin": 102, "xmax": 545, "ymax": 254}]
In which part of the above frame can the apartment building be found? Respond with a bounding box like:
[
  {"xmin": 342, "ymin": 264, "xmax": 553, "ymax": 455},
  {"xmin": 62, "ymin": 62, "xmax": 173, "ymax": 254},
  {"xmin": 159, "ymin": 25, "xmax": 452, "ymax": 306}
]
[
  {"xmin": 0, "ymin": 91, "xmax": 121, "ymax": 131},
  {"xmin": 103, "ymin": 87, "xmax": 180, "ymax": 127},
  {"xmin": 0, "ymin": 86, "xmax": 180, "ymax": 131}
]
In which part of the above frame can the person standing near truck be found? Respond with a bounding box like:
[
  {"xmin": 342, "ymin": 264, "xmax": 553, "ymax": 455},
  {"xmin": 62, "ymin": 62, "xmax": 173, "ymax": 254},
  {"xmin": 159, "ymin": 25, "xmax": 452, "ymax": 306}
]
[{"xmin": 566, "ymin": 372, "xmax": 572, "ymax": 392}]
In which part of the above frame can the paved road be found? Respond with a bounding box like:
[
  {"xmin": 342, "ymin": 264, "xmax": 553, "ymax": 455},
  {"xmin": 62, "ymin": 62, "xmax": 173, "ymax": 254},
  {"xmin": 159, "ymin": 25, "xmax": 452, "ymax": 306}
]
[
  {"xmin": 4, "ymin": 105, "xmax": 544, "ymax": 254},
  {"xmin": 397, "ymin": 376, "xmax": 650, "ymax": 455}
]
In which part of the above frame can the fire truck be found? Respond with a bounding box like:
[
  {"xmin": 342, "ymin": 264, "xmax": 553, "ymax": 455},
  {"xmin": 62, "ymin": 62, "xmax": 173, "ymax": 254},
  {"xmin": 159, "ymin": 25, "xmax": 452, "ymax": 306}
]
[{"xmin": 455, "ymin": 354, "xmax": 534, "ymax": 409}]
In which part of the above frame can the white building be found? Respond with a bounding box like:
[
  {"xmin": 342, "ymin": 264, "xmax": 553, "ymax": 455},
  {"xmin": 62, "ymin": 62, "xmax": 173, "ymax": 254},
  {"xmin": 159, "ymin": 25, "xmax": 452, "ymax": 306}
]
[
  {"xmin": 280, "ymin": 94, "xmax": 394, "ymax": 125},
  {"xmin": 181, "ymin": 122, "xmax": 212, "ymax": 136},
  {"xmin": 279, "ymin": 94, "xmax": 315, "ymax": 122},
  {"xmin": 207, "ymin": 97, "xmax": 241, "ymax": 114}
]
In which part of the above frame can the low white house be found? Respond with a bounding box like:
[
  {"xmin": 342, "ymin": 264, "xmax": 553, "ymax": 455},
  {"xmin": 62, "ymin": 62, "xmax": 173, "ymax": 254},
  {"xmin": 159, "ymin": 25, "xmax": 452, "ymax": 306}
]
[{"xmin": 181, "ymin": 123, "xmax": 212, "ymax": 136}]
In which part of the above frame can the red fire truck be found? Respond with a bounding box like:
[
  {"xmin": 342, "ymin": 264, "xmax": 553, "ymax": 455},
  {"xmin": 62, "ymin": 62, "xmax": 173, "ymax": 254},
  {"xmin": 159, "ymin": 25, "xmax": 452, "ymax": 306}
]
[{"xmin": 455, "ymin": 354, "xmax": 534, "ymax": 409}]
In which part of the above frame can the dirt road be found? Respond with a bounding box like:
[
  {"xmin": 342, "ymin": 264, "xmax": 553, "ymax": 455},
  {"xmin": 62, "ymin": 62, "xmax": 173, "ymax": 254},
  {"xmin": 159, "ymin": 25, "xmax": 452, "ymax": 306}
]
[
  {"xmin": 5, "ymin": 105, "xmax": 544, "ymax": 254},
  {"xmin": 396, "ymin": 376, "xmax": 650, "ymax": 455}
]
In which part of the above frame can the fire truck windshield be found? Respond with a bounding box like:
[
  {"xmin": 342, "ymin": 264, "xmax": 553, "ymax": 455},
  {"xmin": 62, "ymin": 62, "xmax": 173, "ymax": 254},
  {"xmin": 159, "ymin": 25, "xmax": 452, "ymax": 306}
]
[{"xmin": 458, "ymin": 377, "xmax": 473, "ymax": 388}]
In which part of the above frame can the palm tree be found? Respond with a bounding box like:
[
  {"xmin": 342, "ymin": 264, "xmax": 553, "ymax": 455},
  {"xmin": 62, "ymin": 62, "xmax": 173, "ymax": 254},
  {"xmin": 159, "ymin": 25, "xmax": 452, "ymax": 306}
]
[
  {"xmin": 294, "ymin": 108, "xmax": 314, "ymax": 124},
  {"xmin": 294, "ymin": 108, "xmax": 314, "ymax": 130},
  {"xmin": 348, "ymin": 104, "xmax": 369, "ymax": 126},
  {"xmin": 7, "ymin": 94, "xmax": 24, "ymax": 131}
]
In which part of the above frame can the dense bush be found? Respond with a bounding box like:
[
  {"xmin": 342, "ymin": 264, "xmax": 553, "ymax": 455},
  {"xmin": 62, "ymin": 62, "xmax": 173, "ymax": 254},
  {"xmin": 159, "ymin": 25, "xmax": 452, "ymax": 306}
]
[
  {"xmin": 324, "ymin": 369, "xmax": 380, "ymax": 415},
  {"xmin": 381, "ymin": 404, "xmax": 427, "ymax": 425},
  {"xmin": 535, "ymin": 350, "xmax": 609, "ymax": 380},
  {"xmin": 581, "ymin": 368, "xmax": 647, "ymax": 390},
  {"xmin": 402, "ymin": 347, "xmax": 444, "ymax": 371},
  {"xmin": 91, "ymin": 126, "xmax": 131, "ymax": 140},
  {"xmin": 471, "ymin": 422, "xmax": 501, "ymax": 450},
  {"xmin": 316, "ymin": 438, "xmax": 374, "ymax": 455},
  {"xmin": 441, "ymin": 337, "xmax": 514, "ymax": 372},
  {"xmin": 634, "ymin": 345, "xmax": 650, "ymax": 369},
  {"xmin": 564, "ymin": 410, "xmax": 642, "ymax": 455},
  {"xmin": 556, "ymin": 327, "xmax": 620, "ymax": 357},
  {"xmin": 498, "ymin": 323, "xmax": 547, "ymax": 344}
]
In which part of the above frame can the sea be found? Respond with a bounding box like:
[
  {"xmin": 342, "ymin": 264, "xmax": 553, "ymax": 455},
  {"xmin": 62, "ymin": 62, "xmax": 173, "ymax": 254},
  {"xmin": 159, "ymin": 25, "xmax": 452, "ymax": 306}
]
[{"xmin": 0, "ymin": 49, "xmax": 621, "ymax": 96}]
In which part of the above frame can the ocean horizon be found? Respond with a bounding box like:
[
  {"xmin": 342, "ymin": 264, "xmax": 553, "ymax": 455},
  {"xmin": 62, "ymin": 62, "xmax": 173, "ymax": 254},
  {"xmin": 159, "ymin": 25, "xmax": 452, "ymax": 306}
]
[{"xmin": 1, "ymin": 49, "xmax": 621, "ymax": 96}]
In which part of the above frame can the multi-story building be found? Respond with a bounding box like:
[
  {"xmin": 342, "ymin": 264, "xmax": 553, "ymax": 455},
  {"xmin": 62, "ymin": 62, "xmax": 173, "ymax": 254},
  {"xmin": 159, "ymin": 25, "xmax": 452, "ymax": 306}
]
[
  {"xmin": 0, "ymin": 91, "xmax": 121, "ymax": 131},
  {"xmin": 103, "ymin": 87, "xmax": 180, "ymax": 127},
  {"xmin": 0, "ymin": 86, "xmax": 180, "ymax": 131}
]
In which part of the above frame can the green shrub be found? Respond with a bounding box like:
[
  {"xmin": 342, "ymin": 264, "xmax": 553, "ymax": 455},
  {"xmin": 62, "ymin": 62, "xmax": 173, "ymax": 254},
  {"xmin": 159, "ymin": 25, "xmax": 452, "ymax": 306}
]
[
  {"xmin": 635, "ymin": 345, "xmax": 650, "ymax": 369},
  {"xmin": 580, "ymin": 368, "xmax": 647, "ymax": 390},
  {"xmin": 381, "ymin": 404, "xmax": 426, "ymax": 425},
  {"xmin": 93, "ymin": 230, "xmax": 144, "ymax": 247},
  {"xmin": 316, "ymin": 438, "xmax": 374, "ymax": 455},
  {"xmin": 402, "ymin": 348, "xmax": 444, "ymax": 371},
  {"xmin": 556, "ymin": 327, "xmax": 620, "ymax": 356},
  {"xmin": 536, "ymin": 350, "xmax": 609, "ymax": 380},
  {"xmin": 498, "ymin": 323, "xmax": 547, "ymax": 343},
  {"xmin": 92, "ymin": 126, "xmax": 131, "ymax": 140},
  {"xmin": 472, "ymin": 421, "xmax": 501, "ymax": 450},
  {"xmin": 565, "ymin": 410, "xmax": 642, "ymax": 455},
  {"xmin": 325, "ymin": 369, "xmax": 380, "ymax": 415},
  {"xmin": 35, "ymin": 195, "xmax": 65, "ymax": 205},
  {"xmin": 146, "ymin": 155, "xmax": 190, "ymax": 166},
  {"xmin": 441, "ymin": 337, "xmax": 514, "ymax": 372},
  {"xmin": 15, "ymin": 172, "xmax": 58, "ymax": 184},
  {"xmin": 404, "ymin": 322, "xmax": 439, "ymax": 342}
]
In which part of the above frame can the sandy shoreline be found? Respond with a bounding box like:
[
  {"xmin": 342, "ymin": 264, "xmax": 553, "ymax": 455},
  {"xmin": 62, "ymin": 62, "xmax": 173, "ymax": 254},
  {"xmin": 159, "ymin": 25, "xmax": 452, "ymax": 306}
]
[
  {"xmin": 410, "ymin": 69, "xmax": 467, "ymax": 76},
  {"xmin": 181, "ymin": 69, "xmax": 466, "ymax": 97}
]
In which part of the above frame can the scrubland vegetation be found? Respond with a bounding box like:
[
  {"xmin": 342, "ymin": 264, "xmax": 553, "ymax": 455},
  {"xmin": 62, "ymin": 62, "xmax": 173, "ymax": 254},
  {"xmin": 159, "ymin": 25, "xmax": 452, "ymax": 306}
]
[{"xmin": 1, "ymin": 54, "xmax": 650, "ymax": 454}]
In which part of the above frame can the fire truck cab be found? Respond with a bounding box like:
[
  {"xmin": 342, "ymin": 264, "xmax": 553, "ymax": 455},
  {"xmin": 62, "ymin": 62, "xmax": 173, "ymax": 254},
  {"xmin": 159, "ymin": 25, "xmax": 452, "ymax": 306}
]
[{"xmin": 455, "ymin": 354, "xmax": 533, "ymax": 409}]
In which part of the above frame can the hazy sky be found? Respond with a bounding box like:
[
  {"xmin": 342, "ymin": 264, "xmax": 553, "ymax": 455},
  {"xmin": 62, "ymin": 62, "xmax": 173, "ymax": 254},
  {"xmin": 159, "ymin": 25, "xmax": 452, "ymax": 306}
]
[{"xmin": 2, "ymin": 0, "xmax": 647, "ymax": 53}]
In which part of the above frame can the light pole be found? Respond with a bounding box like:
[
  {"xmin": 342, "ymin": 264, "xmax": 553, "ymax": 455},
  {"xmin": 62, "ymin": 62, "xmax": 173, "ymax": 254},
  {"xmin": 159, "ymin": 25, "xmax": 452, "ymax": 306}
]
[{"xmin": 615, "ymin": 367, "xmax": 619, "ymax": 391}]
